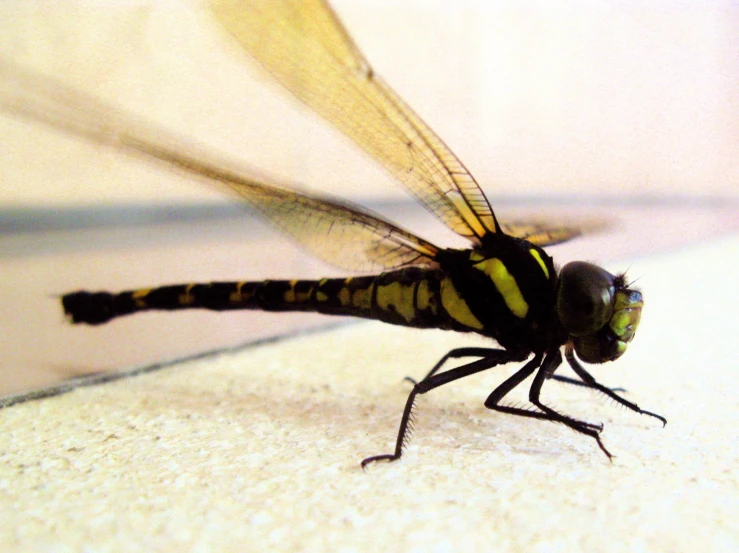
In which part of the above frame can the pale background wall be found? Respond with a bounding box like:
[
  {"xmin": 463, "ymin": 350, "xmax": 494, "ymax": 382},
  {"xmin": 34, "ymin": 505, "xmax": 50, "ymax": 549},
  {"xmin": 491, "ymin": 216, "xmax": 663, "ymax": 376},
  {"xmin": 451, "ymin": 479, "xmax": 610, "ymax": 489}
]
[{"xmin": 1, "ymin": 0, "xmax": 737, "ymax": 209}]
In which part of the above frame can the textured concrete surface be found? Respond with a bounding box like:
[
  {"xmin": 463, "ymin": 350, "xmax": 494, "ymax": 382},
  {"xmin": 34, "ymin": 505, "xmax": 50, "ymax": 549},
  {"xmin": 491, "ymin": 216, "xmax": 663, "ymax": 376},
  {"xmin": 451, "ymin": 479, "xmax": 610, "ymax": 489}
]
[{"xmin": 1, "ymin": 236, "xmax": 736, "ymax": 552}]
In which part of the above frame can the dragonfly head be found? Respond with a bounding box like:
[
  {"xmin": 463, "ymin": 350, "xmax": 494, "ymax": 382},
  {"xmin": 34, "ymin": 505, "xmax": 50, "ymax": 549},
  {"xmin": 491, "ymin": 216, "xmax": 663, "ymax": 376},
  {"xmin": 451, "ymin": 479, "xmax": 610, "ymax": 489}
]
[{"xmin": 555, "ymin": 261, "xmax": 642, "ymax": 363}]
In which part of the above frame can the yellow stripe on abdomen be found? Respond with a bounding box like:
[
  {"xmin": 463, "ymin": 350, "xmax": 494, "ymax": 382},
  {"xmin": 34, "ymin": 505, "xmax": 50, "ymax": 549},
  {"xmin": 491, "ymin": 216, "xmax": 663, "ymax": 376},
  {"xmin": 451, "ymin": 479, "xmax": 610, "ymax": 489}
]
[
  {"xmin": 132, "ymin": 289, "xmax": 152, "ymax": 308},
  {"xmin": 375, "ymin": 280, "xmax": 417, "ymax": 323}
]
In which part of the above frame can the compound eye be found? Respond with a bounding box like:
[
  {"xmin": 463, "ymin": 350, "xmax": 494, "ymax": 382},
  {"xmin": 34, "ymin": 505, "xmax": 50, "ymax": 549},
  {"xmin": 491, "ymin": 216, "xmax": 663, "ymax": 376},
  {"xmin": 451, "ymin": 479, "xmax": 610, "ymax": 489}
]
[
  {"xmin": 556, "ymin": 261, "xmax": 616, "ymax": 337},
  {"xmin": 573, "ymin": 333, "xmax": 625, "ymax": 364}
]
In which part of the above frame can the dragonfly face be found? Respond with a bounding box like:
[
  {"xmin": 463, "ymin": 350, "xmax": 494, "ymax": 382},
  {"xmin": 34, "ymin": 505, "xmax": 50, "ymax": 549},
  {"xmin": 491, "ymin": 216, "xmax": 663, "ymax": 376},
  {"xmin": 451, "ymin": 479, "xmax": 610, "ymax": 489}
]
[{"xmin": 556, "ymin": 261, "xmax": 643, "ymax": 363}]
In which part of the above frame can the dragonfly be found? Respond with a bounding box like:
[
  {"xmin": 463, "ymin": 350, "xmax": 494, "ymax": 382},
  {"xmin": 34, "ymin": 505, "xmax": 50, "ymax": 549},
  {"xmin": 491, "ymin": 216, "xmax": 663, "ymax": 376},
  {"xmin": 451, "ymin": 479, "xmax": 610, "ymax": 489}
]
[{"xmin": 1, "ymin": 0, "xmax": 665, "ymax": 466}]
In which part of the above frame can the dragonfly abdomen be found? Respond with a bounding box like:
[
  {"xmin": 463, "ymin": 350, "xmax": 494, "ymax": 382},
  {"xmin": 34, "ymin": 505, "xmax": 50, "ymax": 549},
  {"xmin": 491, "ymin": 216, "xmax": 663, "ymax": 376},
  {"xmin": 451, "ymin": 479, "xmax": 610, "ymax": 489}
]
[
  {"xmin": 61, "ymin": 280, "xmax": 340, "ymax": 325},
  {"xmin": 62, "ymin": 267, "xmax": 485, "ymax": 333}
]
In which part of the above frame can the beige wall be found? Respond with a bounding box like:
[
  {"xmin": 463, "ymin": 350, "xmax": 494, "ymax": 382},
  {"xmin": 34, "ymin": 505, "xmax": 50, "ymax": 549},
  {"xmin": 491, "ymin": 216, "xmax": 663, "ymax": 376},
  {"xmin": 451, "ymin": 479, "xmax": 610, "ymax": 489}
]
[{"xmin": 1, "ymin": 0, "xmax": 737, "ymax": 209}]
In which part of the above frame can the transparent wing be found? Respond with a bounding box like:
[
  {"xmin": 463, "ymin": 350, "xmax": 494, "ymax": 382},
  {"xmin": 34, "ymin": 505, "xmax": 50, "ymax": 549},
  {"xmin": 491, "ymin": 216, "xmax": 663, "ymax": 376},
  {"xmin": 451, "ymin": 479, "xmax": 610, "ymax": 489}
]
[
  {"xmin": 500, "ymin": 222, "xmax": 582, "ymax": 247},
  {"xmin": 0, "ymin": 58, "xmax": 439, "ymax": 273},
  {"xmin": 214, "ymin": 179, "xmax": 440, "ymax": 273},
  {"xmin": 501, "ymin": 217, "xmax": 608, "ymax": 247},
  {"xmin": 210, "ymin": 0, "xmax": 500, "ymax": 244}
]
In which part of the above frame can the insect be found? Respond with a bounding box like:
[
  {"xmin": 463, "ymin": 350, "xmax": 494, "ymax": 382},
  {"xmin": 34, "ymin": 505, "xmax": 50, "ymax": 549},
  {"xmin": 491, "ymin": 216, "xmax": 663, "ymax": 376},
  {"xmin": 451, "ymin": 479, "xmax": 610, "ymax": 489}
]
[{"xmin": 3, "ymin": 0, "xmax": 665, "ymax": 465}]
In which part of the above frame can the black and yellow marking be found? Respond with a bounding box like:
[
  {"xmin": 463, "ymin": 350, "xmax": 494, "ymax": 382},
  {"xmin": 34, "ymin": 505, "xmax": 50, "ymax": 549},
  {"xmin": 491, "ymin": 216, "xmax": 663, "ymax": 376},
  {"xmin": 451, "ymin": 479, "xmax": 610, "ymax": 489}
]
[
  {"xmin": 438, "ymin": 277, "xmax": 483, "ymax": 331},
  {"xmin": 65, "ymin": 266, "xmax": 484, "ymax": 335},
  {"xmin": 473, "ymin": 257, "xmax": 529, "ymax": 319}
]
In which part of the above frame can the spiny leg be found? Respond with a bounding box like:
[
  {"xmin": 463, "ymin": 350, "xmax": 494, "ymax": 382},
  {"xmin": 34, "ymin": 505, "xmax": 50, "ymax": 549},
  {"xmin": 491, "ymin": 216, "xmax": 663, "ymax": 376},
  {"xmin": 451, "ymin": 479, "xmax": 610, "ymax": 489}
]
[
  {"xmin": 404, "ymin": 347, "xmax": 502, "ymax": 385},
  {"xmin": 564, "ymin": 346, "xmax": 666, "ymax": 426},
  {"xmin": 362, "ymin": 349, "xmax": 526, "ymax": 468},
  {"xmin": 528, "ymin": 350, "xmax": 613, "ymax": 458},
  {"xmin": 548, "ymin": 374, "xmax": 627, "ymax": 393},
  {"xmin": 484, "ymin": 350, "xmax": 611, "ymax": 458}
]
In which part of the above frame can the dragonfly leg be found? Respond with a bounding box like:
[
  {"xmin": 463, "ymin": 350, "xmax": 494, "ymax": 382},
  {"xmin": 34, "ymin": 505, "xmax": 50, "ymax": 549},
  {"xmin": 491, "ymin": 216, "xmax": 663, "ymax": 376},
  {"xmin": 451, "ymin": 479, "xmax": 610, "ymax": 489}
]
[
  {"xmin": 404, "ymin": 347, "xmax": 503, "ymax": 385},
  {"xmin": 362, "ymin": 348, "xmax": 525, "ymax": 468},
  {"xmin": 484, "ymin": 349, "xmax": 612, "ymax": 459},
  {"xmin": 548, "ymin": 374, "xmax": 627, "ymax": 393},
  {"xmin": 564, "ymin": 348, "xmax": 666, "ymax": 426}
]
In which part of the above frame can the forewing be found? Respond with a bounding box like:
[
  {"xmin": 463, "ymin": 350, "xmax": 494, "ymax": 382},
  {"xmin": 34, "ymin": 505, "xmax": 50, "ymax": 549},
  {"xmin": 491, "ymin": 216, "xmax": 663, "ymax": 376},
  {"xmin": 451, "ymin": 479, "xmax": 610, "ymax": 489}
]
[
  {"xmin": 210, "ymin": 0, "xmax": 500, "ymax": 243},
  {"xmin": 0, "ymin": 58, "xmax": 438, "ymax": 272}
]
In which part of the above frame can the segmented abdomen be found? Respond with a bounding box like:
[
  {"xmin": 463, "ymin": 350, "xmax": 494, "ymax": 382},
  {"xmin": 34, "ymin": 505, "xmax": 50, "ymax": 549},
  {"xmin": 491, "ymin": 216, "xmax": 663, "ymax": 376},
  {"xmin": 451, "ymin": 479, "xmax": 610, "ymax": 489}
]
[{"xmin": 62, "ymin": 266, "xmax": 484, "ymax": 334}]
